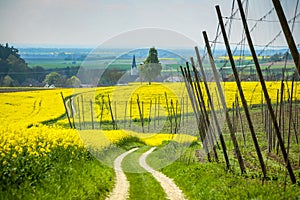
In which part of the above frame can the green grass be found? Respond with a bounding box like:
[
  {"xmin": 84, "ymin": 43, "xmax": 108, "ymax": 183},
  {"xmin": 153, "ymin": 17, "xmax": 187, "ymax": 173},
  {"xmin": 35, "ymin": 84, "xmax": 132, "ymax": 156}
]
[
  {"xmin": 146, "ymin": 142, "xmax": 300, "ymax": 200},
  {"xmin": 161, "ymin": 161, "xmax": 300, "ymax": 200},
  {"xmin": 114, "ymin": 136, "xmax": 147, "ymax": 150},
  {"xmin": 0, "ymin": 149, "xmax": 114, "ymax": 200},
  {"xmin": 122, "ymin": 147, "xmax": 167, "ymax": 200}
]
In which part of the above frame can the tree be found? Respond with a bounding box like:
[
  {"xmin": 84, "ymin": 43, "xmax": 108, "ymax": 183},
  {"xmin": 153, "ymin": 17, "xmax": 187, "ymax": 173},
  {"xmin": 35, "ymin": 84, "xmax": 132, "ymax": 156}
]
[
  {"xmin": 66, "ymin": 76, "xmax": 81, "ymax": 88},
  {"xmin": 7, "ymin": 54, "xmax": 32, "ymax": 83},
  {"xmin": 43, "ymin": 72, "xmax": 61, "ymax": 85},
  {"xmin": 2, "ymin": 75, "xmax": 18, "ymax": 86},
  {"xmin": 140, "ymin": 47, "xmax": 162, "ymax": 84},
  {"xmin": 32, "ymin": 66, "xmax": 46, "ymax": 83},
  {"xmin": 0, "ymin": 43, "xmax": 33, "ymax": 86},
  {"xmin": 0, "ymin": 43, "xmax": 19, "ymax": 60},
  {"xmin": 98, "ymin": 69, "xmax": 125, "ymax": 86}
]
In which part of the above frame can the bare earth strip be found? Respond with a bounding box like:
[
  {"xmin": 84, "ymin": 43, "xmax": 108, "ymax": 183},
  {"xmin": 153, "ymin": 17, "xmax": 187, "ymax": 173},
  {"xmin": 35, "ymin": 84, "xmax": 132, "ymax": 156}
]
[
  {"xmin": 106, "ymin": 148, "xmax": 139, "ymax": 200},
  {"xmin": 139, "ymin": 147, "xmax": 186, "ymax": 200}
]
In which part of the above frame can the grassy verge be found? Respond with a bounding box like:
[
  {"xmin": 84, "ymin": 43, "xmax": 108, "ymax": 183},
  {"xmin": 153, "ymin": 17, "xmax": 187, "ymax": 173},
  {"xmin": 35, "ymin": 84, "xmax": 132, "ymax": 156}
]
[
  {"xmin": 147, "ymin": 142, "xmax": 300, "ymax": 200},
  {"xmin": 122, "ymin": 146, "xmax": 167, "ymax": 200},
  {"xmin": 0, "ymin": 147, "xmax": 114, "ymax": 200},
  {"xmin": 161, "ymin": 161, "xmax": 300, "ymax": 200}
]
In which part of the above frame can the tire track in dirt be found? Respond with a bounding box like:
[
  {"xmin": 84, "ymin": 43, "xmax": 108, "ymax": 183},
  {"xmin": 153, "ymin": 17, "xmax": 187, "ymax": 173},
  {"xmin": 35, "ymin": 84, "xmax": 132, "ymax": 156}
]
[
  {"xmin": 139, "ymin": 147, "xmax": 186, "ymax": 200},
  {"xmin": 106, "ymin": 148, "xmax": 139, "ymax": 200}
]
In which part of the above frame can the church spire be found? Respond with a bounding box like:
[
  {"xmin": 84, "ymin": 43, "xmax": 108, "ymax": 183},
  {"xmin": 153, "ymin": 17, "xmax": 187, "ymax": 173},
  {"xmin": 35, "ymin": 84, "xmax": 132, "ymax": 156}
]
[{"xmin": 131, "ymin": 54, "xmax": 137, "ymax": 76}]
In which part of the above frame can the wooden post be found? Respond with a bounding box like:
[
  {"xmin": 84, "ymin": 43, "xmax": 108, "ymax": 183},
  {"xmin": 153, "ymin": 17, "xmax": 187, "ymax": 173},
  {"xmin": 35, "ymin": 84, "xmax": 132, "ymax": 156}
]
[
  {"xmin": 142, "ymin": 101, "xmax": 144, "ymax": 132},
  {"xmin": 158, "ymin": 96, "xmax": 160, "ymax": 125},
  {"xmin": 81, "ymin": 95, "xmax": 85, "ymax": 128},
  {"xmin": 107, "ymin": 95, "xmax": 115, "ymax": 130},
  {"xmin": 124, "ymin": 101, "xmax": 128, "ymax": 129},
  {"xmin": 182, "ymin": 67, "xmax": 203, "ymax": 140},
  {"xmin": 136, "ymin": 94, "xmax": 144, "ymax": 133},
  {"xmin": 274, "ymin": 89, "xmax": 279, "ymax": 150},
  {"xmin": 70, "ymin": 97, "xmax": 76, "ymax": 129},
  {"xmin": 216, "ymin": 5, "xmax": 268, "ymax": 177},
  {"xmin": 99, "ymin": 97, "xmax": 104, "ymax": 128},
  {"xmin": 114, "ymin": 101, "xmax": 118, "ymax": 130},
  {"xmin": 186, "ymin": 95, "xmax": 189, "ymax": 123},
  {"xmin": 203, "ymin": 31, "xmax": 246, "ymax": 174},
  {"xmin": 287, "ymin": 78, "xmax": 295, "ymax": 155},
  {"xmin": 261, "ymin": 92, "xmax": 264, "ymax": 124},
  {"xmin": 236, "ymin": 96, "xmax": 246, "ymax": 147},
  {"xmin": 194, "ymin": 47, "xmax": 229, "ymax": 167},
  {"xmin": 90, "ymin": 100, "xmax": 94, "ymax": 129},
  {"xmin": 148, "ymin": 100, "xmax": 152, "ymax": 132},
  {"xmin": 190, "ymin": 62, "xmax": 219, "ymax": 161},
  {"xmin": 182, "ymin": 97, "xmax": 184, "ymax": 126},
  {"xmin": 181, "ymin": 66, "xmax": 212, "ymax": 162},
  {"xmin": 60, "ymin": 92, "xmax": 73, "ymax": 129},
  {"xmin": 277, "ymin": 80, "xmax": 285, "ymax": 154},
  {"xmin": 237, "ymin": 0, "xmax": 296, "ymax": 183},
  {"xmin": 154, "ymin": 97, "xmax": 157, "ymax": 129},
  {"xmin": 77, "ymin": 97, "xmax": 81, "ymax": 130},
  {"xmin": 175, "ymin": 100, "xmax": 179, "ymax": 132},
  {"xmin": 165, "ymin": 92, "xmax": 173, "ymax": 133},
  {"xmin": 272, "ymin": 0, "xmax": 300, "ymax": 76},
  {"xmin": 130, "ymin": 98, "xmax": 132, "ymax": 128}
]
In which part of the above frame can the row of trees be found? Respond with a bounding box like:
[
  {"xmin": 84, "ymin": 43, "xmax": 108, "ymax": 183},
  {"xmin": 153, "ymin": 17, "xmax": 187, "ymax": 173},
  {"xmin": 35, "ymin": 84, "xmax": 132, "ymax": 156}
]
[{"xmin": 0, "ymin": 43, "xmax": 81, "ymax": 87}]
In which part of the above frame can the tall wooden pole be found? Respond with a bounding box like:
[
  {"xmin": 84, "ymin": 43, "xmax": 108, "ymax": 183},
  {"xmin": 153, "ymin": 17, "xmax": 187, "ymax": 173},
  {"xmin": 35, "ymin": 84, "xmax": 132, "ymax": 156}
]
[
  {"xmin": 216, "ymin": 5, "xmax": 266, "ymax": 178},
  {"xmin": 190, "ymin": 63, "xmax": 219, "ymax": 161},
  {"xmin": 203, "ymin": 31, "xmax": 246, "ymax": 174},
  {"xmin": 237, "ymin": 0, "xmax": 296, "ymax": 184},
  {"xmin": 272, "ymin": 0, "xmax": 300, "ymax": 76},
  {"xmin": 180, "ymin": 66, "xmax": 211, "ymax": 162},
  {"xmin": 194, "ymin": 46, "xmax": 230, "ymax": 169}
]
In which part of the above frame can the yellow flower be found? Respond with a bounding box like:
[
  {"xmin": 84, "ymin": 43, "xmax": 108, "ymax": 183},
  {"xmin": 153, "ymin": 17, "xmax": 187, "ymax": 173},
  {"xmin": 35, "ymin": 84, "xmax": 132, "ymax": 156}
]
[{"xmin": 3, "ymin": 160, "xmax": 7, "ymax": 165}]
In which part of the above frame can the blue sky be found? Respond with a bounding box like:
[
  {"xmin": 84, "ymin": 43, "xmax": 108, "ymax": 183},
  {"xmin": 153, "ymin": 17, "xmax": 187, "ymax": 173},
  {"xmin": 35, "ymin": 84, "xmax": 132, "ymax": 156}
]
[{"xmin": 0, "ymin": 0, "xmax": 299, "ymax": 48}]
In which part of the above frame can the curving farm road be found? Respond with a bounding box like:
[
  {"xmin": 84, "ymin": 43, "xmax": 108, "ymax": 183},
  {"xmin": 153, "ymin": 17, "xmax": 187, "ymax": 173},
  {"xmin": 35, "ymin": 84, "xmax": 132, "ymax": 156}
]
[
  {"xmin": 106, "ymin": 148, "xmax": 138, "ymax": 200},
  {"xmin": 139, "ymin": 147, "xmax": 186, "ymax": 200},
  {"xmin": 107, "ymin": 147, "xmax": 186, "ymax": 200}
]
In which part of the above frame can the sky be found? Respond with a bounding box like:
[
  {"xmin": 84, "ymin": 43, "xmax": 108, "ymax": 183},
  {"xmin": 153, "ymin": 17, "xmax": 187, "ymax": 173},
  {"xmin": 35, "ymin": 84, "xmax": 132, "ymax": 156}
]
[{"xmin": 0, "ymin": 0, "xmax": 299, "ymax": 48}]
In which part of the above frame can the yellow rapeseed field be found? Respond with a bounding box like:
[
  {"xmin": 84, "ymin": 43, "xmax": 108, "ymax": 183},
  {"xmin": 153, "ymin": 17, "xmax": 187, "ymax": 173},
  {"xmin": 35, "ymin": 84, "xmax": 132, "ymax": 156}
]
[
  {"xmin": 0, "ymin": 89, "xmax": 74, "ymax": 127},
  {"xmin": 72, "ymin": 81, "xmax": 300, "ymax": 123},
  {"xmin": 79, "ymin": 129, "xmax": 197, "ymax": 149},
  {"xmin": 0, "ymin": 124, "xmax": 83, "ymax": 162},
  {"xmin": 1, "ymin": 81, "xmax": 299, "ymax": 160}
]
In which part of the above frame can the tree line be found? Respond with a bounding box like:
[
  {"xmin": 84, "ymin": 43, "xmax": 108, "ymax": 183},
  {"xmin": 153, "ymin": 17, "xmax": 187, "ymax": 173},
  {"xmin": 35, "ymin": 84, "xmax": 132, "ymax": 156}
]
[{"xmin": 0, "ymin": 43, "xmax": 80, "ymax": 87}]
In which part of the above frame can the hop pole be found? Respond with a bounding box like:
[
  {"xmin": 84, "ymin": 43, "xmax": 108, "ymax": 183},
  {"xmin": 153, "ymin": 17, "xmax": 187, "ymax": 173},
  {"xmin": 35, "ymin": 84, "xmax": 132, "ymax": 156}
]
[
  {"xmin": 216, "ymin": 5, "xmax": 270, "ymax": 177},
  {"xmin": 237, "ymin": 0, "xmax": 296, "ymax": 184}
]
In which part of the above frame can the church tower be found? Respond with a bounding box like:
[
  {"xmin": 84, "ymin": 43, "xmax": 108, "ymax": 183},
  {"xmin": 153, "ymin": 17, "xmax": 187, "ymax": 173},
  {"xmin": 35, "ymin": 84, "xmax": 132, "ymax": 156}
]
[{"xmin": 131, "ymin": 54, "xmax": 138, "ymax": 76}]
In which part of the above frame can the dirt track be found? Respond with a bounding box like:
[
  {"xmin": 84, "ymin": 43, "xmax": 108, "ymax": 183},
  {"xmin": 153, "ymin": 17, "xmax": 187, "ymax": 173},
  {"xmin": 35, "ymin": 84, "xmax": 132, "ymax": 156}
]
[
  {"xmin": 106, "ymin": 148, "xmax": 138, "ymax": 200},
  {"xmin": 139, "ymin": 147, "xmax": 186, "ymax": 200},
  {"xmin": 107, "ymin": 147, "xmax": 186, "ymax": 200}
]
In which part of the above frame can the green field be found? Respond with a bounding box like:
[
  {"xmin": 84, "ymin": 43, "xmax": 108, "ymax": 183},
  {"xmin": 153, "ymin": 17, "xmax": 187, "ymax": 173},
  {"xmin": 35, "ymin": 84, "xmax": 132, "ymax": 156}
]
[{"xmin": 27, "ymin": 59, "xmax": 82, "ymax": 69}]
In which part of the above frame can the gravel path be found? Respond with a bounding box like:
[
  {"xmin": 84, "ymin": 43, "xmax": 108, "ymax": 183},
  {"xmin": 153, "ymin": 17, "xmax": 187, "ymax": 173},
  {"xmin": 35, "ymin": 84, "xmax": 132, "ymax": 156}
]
[
  {"xmin": 106, "ymin": 148, "xmax": 139, "ymax": 200},
  {"xmin": 139, "ymin": 147, "xmax": 186, "ymax": 200}
]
